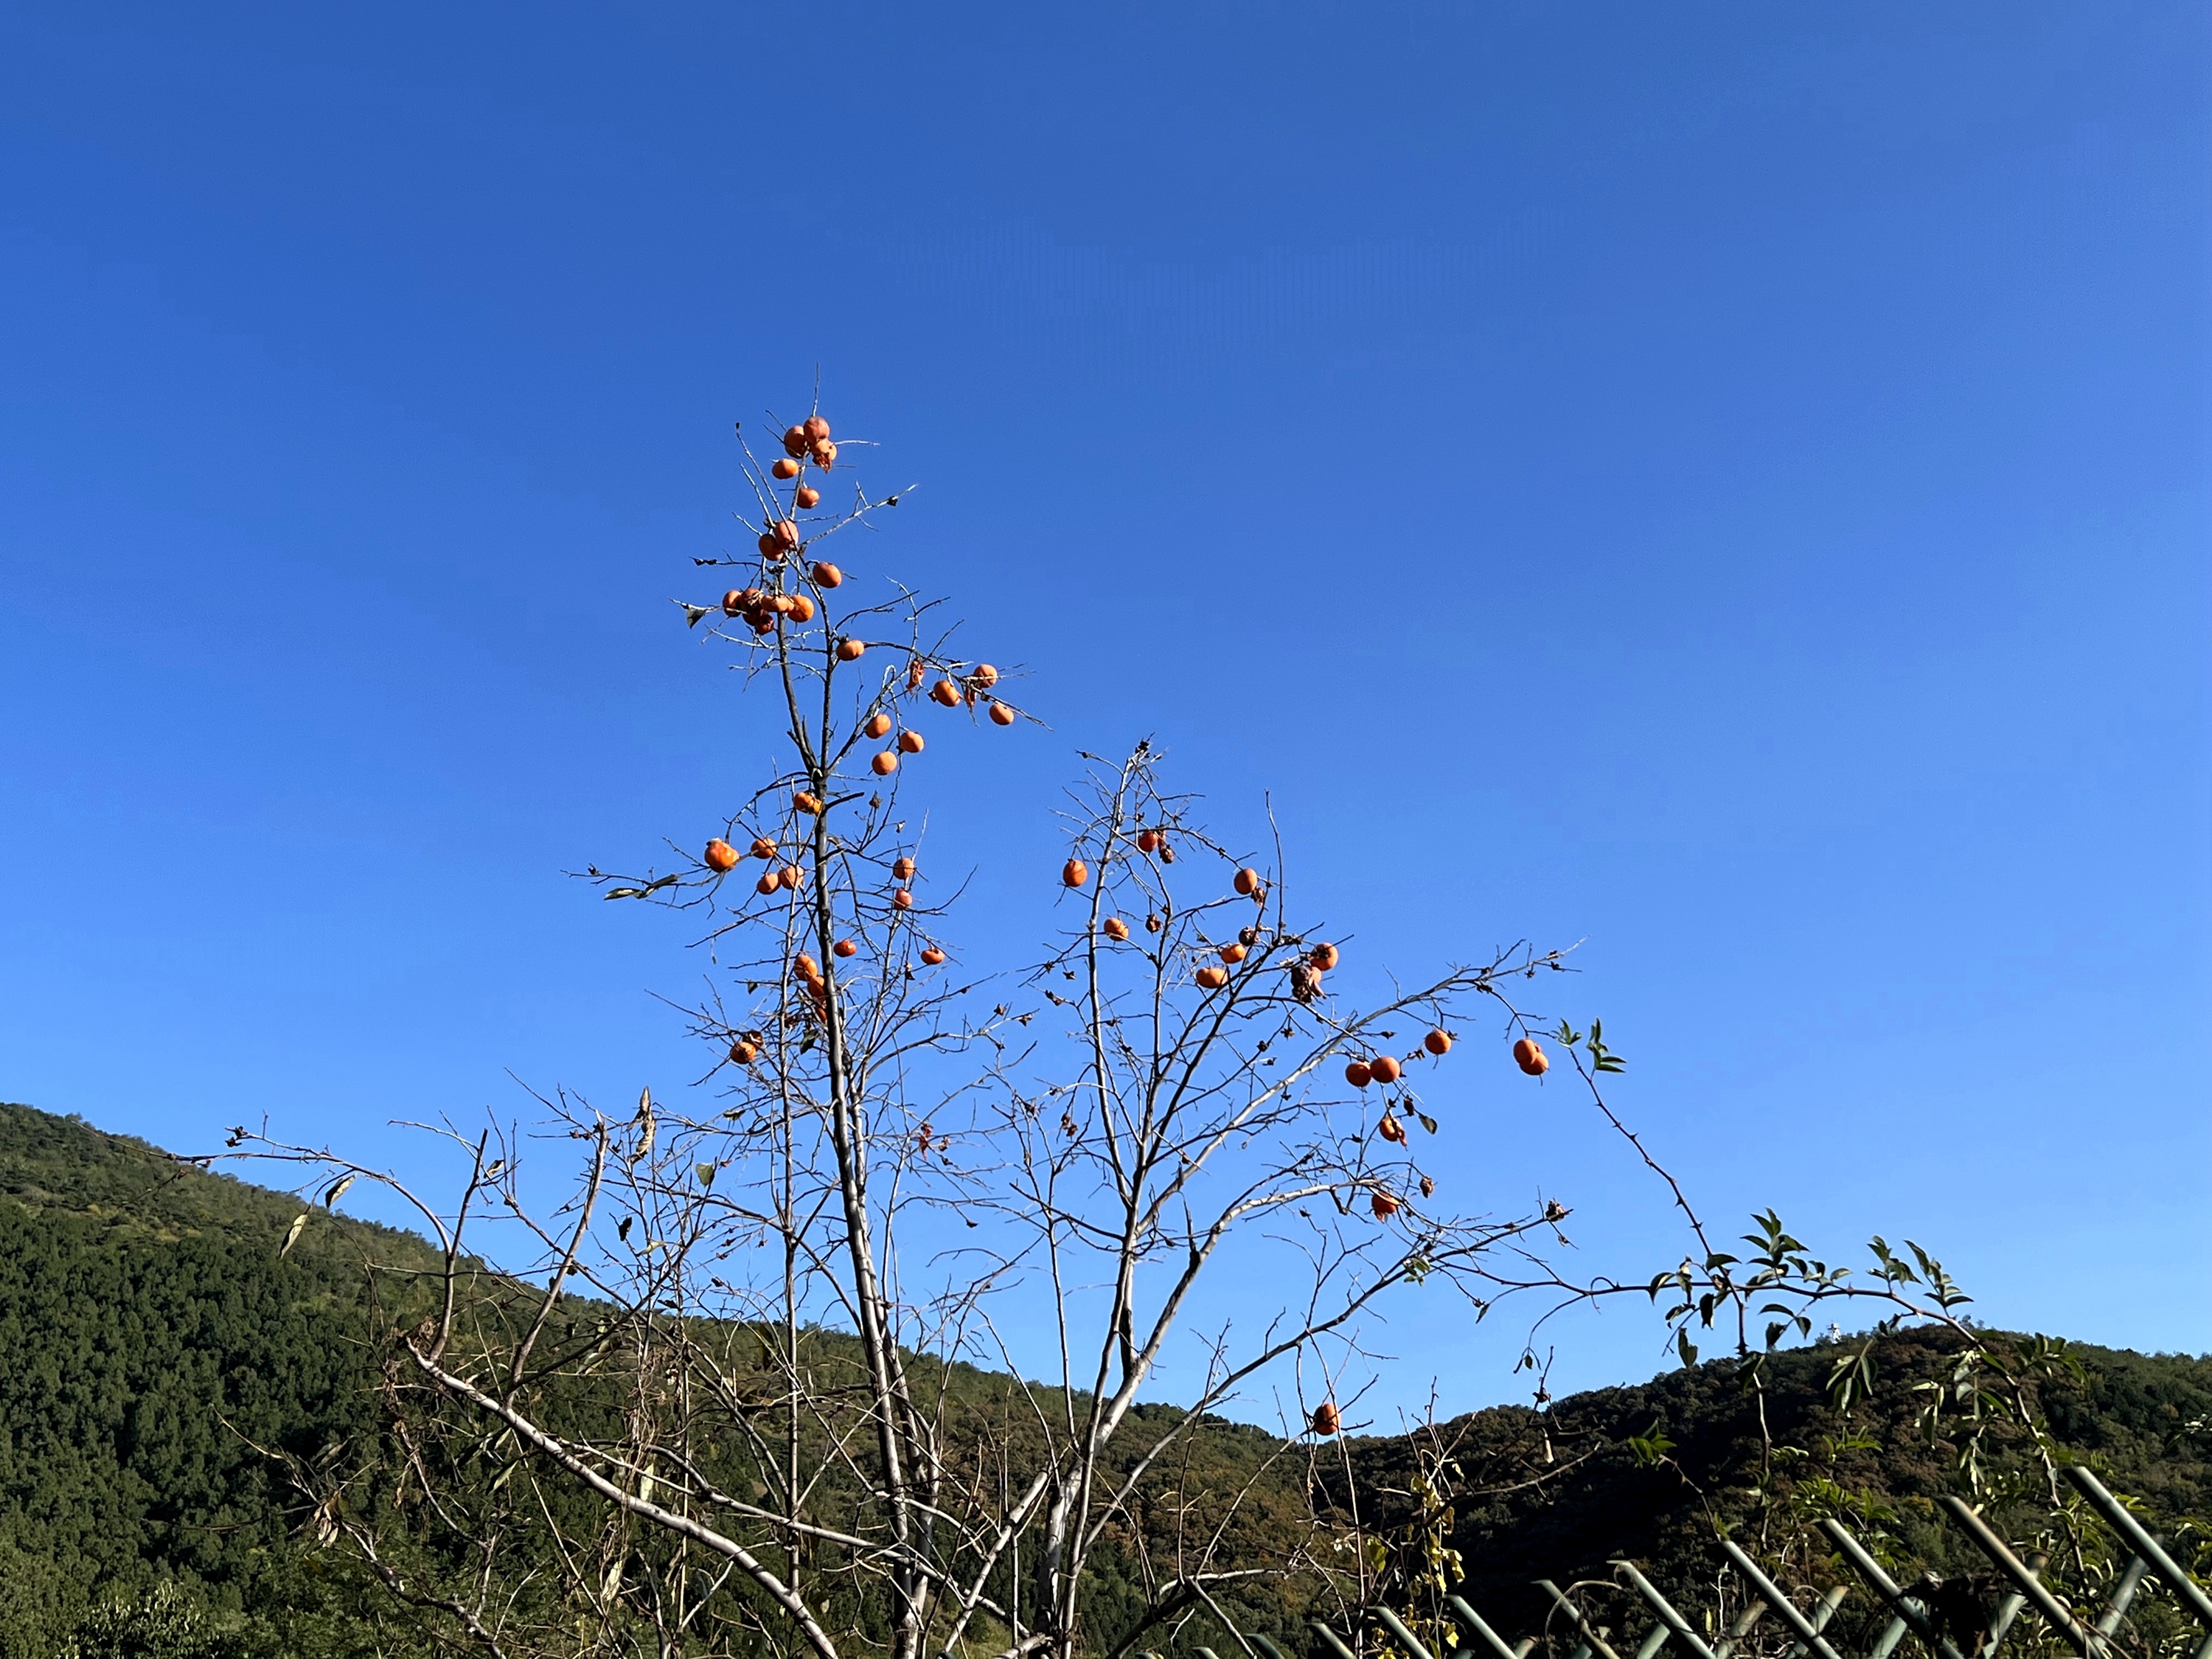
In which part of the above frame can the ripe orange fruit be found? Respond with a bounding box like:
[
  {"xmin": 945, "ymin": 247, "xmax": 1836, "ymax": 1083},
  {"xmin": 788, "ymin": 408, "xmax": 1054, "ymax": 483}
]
[
  {"xmin": 728, "ymin": 1039, "xmax": 759, "ymax": 1065},
  {"xmin": 1310, "ymin": 1402, "xmax": 1340, "ymax": 1436},
  {"xmin": 793, "ymin": 953, "xmax": 821, "ymax": 981},
  {"xmin": 1369, "ymin": 1055, "xmax": 1402, "ymax": 1085},
  {"xmin": 811, "ymin": 561, "xmax": 842, "ymax": 588},
  {"xmin": 721, "ymin": 589, "xmax": 745, "ymax": 616},
  {"xmin": 891, "ymin": 856, "xmax": 917, "ymax": 880},
  {"xmin": 1370, "ymin": 1191, "xmax": 1400, "ymax": 1220},
  {"xmin": 811, "ymin": 439, "xmax": 837, "ymax": 468},
  {"xmin": 782, "ymin": 425, "xmax": 808, "ymax": 457},
  {"xmin": 864, "ymin": 710, "xmax": 893, "ymax": 739},
  {"xmin": 793, "ymin": 790, "xmax": 822, "ymax": 815},
  {"xmin": 802, "ymin": 415, "xmax": 831, "ymax": 443},
  {"xmin": 1062, "ymin": 858, "xmax": 1088, "ymax": 888},
  {"xmin": 872, "ymin": 751, "xmax": 899, "ymax": 776},
  {"xmin": 920, "ymin": 946, "xmax": 947, "ymax": 966},
  {"xmin": 894, "ymin": 888, "xmax": 915, "ymax": 910},
  {"xmin": 1512, "ymin": 1037, "xmax": 1548, "ymax": 1076},
  {"xmin": 988, "ymin": 702, "xmax": 1015, "ymax": 726},
  {"xmin": 1377, "ymin": 1113, "xmax": 1406, "ymax": 1144},
  {"xmin": 1310, "ymin": 943, "xmax": 1340, "ymax": 972},
  {"xmin": 754, "ymin": 872, "xmax": 779, "ymax": 896},
  {"xmin": 1344, "ymin": 1060, "xmax": 1372, "ymax": 1088},
  {"xmin": 769, "ymin": 594, "xmax": 798, "ymax": 616},
  {"xmin": 1425, "ymin": 1029, "xmax": 1451, "ymax": 1056},
  {"xmin": 1194, "ymin": 966, "xmax": 1229, "ymax": 990},
  {"xmin": 838, "ymin": 639, "xmax": 866, "ymax": 661},
  {"xmin": 931, "ymin": 678, "xmax": 961, "ymax": 707},
  {"xmin": 772, "ymin": 457, "xmax": 800, "ymax": 480},
  {"xmin": 1233, "ymin": 867, "xmax": 1261, "ymax": 896},
  {"xmin": 703, "ymin": 838, "xmax": 739, "ymax": 872},
  {"xmin": 758, "ymin": 532, "xmax": 782, "ymax": 560},
  {"xmin": 972, "ymin": 663, "xmax": 999, "ymax": 688},
  {"xmin": 1219, "ymin": 942, "xmax": 1247, "ymax": 964},
  {"xmin": 773, "ymin": 519, "xmax": 801, "ymax": 549},
  {"xmin": 789, "ymin": 594, "xmax": 816, "ymax": 623},
  {"xmin": 794, "ymin": 484, "xmax": 821, "ymax": 509},
  {"xmin": 1136, "ymin": 830, "xmax": 1161, "ymax": 853},
  {"xmin": 1102, "ymin": 917, "xmax": 1130, "ymax": 941},
  {"xmin": 748, "ymin": 837, "xmax": 776, "ymax": 860},
  {"xmin": 897, "ymin": 730, "xmax": 924, "ymax": 754},
  {"xmin": 779, "ymin": 864, "xmax": 804, "ymax": 889},
  {"xmin": 833, "ymin": 939, "xmax": 859, "ymax": 959}
]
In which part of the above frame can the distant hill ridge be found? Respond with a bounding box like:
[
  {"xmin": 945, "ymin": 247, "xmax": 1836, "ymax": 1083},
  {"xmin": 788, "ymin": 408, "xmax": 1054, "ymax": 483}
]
[{"xmin": 0, "ymin": 1099, "xmax": 2205, "ymax": 1658}]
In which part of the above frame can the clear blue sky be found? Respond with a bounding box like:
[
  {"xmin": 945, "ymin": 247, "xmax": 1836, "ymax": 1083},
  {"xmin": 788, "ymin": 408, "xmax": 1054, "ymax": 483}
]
[{"xmin": 2, "ymin": 4, "xmax": 2205, "ymax": 1415}]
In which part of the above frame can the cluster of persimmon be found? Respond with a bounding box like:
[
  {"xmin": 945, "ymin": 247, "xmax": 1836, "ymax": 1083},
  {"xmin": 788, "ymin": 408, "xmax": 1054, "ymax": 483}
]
[
  {"xmin": 702, "ymin": 833, "xmax": 808, "ymax": 897},
  {"xmin": 882, "ymin": 855, "xmax": 946, "ymax": 966},
  {"xmin": 859, "ymin": 663, "xmax": 1011, "ymax": 779},
  {"xmin": 721, "ymin": 576, "xmax": 828, "ymax": 634},
  {"xmin": 748, "ymin": 415, "xmax": 835, "ymax": 548}
]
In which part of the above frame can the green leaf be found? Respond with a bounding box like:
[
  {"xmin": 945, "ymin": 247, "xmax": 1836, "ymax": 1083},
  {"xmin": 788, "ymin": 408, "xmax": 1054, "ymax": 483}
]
[{"xmin": 1677, "ymin": 1327, "xmax": 1699, "ymax": 1368}]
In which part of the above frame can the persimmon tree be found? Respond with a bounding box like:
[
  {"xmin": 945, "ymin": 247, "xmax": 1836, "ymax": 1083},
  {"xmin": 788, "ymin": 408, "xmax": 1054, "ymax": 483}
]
[{"xmin": 223, "ymin": 400, "xmax": 1713, "ymax": 1659}]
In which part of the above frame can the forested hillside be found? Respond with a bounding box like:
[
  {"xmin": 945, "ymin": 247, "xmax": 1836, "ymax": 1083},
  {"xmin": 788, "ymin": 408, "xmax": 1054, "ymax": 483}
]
[{"xmin": 1, "ymin": 1100, "xmax": 2205, "ymax": 1658}]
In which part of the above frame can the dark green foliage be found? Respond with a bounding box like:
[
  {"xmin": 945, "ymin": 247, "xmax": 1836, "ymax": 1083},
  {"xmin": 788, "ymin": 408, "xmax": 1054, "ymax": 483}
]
[
  {"xmin": 0, "ymin": 1100, "xmax": 2204, "ymax": 1657},
  {"xmin": 1333, "ymin": 1329, "xmax": 2212, "ymax": 1643}
]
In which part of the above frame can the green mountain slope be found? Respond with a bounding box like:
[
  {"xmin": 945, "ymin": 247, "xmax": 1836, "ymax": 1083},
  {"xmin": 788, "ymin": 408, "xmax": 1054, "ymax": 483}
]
[{"xmin": 0, "ymin": 1100, "xmax": 2205, "ymax": 1658}]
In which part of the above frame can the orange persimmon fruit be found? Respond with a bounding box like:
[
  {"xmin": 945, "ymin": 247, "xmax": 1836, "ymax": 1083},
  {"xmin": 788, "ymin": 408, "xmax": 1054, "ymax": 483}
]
[
  {"xmin": 703, "ymin": 838, "xmax": 739, "ymax": 873},
  {"xmin": 1344, "ymin": 1060, "xmax": 1372, "ymax": 1088},
  {"xmin": 1512, "ymin": 1037, "xmax": 1548, "ymax": 1076},
  {"xmin": 1062, "ymin": 858, "xmax": 1088, "ymax": 888},
  {"xmin": 872, "ymin": 751, "xmax": 899, "ymax": 776},
  {"xmin": 1369, "ymin": 1055, "xmax": 1402, "ymax": 1085},
  {"xmin": 1102, "ymin": 917, "xmax": 1130, "ymax": 941},
  {"xmin": 1425, "ymin": 1029, "xmax": 1451, "ymax": 1056}
]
